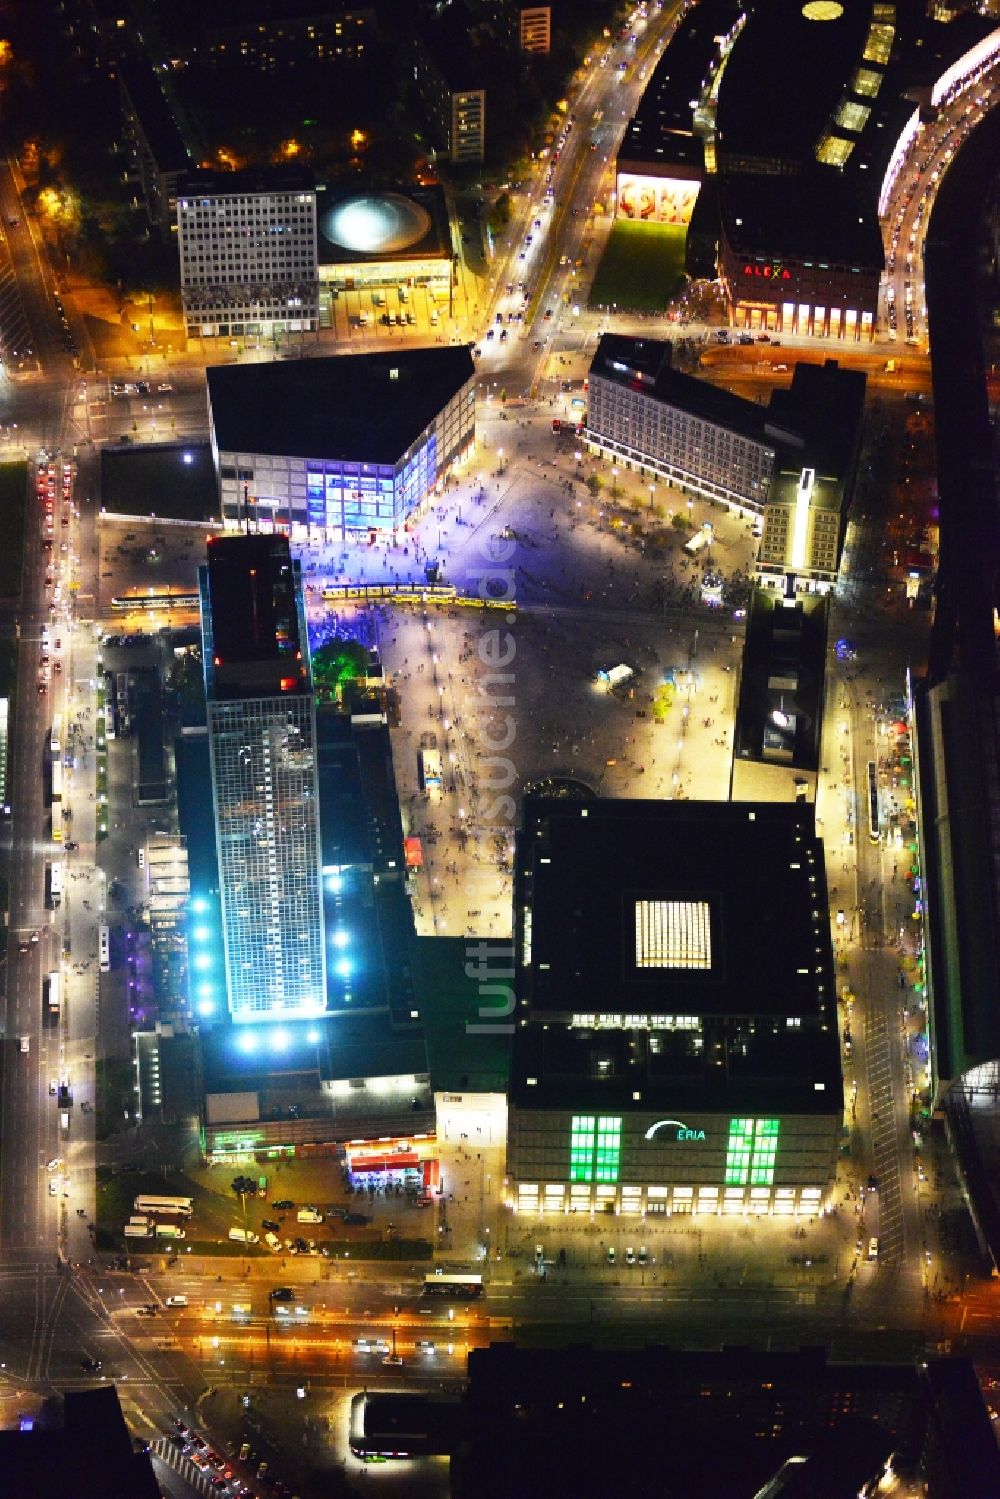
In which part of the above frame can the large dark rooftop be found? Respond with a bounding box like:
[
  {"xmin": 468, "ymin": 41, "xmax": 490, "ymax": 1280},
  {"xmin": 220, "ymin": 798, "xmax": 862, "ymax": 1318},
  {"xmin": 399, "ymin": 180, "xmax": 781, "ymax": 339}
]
[
  {"xmin": 773, "ymin": 359, "xmax": 869, "ymax": 479},
  {"xmin": 179, "ymin": 165, "xmax": 316, "ymax": 199},
  {"xmin": 618, "ymin": 0, "xmax": 741, "ymax": 167},
  {"xmin": 509, "ymin": 1014, "xmax": 842, "ymax": 1115},
  {"xmin": 719, "ymin": 172, "xmax": 884, "ymax": 269},
  {"xmin": 733, "ymin": 591, "xmax": 829, "ymax": 778},
  {"xmin": 715, "ymin": 0, "xmax": 873, "ymax": 170},
  {"xmin": 515, "ymin": 797, "xmax": 838, "ymax": 1025},
  {"xmin": 207, "ymin": 348, "xmax": 475, "ymax": 466}
]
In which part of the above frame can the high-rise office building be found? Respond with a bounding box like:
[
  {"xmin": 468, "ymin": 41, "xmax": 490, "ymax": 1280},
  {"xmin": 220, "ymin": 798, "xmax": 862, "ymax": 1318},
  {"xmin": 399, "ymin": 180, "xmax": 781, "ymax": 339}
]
[
  {"xmin": 199, "ymin": 534, "xmax": 326, "ymax": 1023},
  {"xmin": 177, "ymin": 168, "xmax": 319, "ymax": 341}
]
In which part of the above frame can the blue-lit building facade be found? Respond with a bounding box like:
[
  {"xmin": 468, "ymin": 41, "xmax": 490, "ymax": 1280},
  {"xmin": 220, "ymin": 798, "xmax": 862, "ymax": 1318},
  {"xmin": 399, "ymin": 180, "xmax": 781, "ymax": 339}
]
[
  {"xmin": 206, "ymin": 348, "xmax": 475, "ymax": 540},
  {"xmin": 199, "ymin": 534, "xmax": 327, "ymax": 1024}
]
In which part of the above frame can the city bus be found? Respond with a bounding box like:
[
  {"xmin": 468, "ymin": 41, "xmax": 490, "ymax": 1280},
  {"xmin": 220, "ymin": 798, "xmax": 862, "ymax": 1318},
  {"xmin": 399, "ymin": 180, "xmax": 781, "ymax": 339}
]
[
  {"xmin": 867, "ymin": 761, "xmax": 880, "ymax": 845},
  {"xmin": 50, "ymin": 755, "xmax": 62, "ymax": 839},
  {"xmin": 50, "ymin": 714, "xmax": 62, "ymax": 760},
  {"xmin": 418, "ymin": 748, "xmax": 443, "ymax": 791},
  {"xmin": 98, "ymin": 924, "xmax": 110, "ymax": 973},
  {"xmin": 133, "ymin": 1194, "xmax": 193, "ymax": 1219},
  {"xmin": 421, "ymin": 1272, "xmax": 484, "ymax": 1300},
  {"xmin": 46, "ymin": 970, "xmax": 60, "ymax": 1015},
  {"xmin": 45, "ymin": 860, "xmax": 62, "ymax": 909}
]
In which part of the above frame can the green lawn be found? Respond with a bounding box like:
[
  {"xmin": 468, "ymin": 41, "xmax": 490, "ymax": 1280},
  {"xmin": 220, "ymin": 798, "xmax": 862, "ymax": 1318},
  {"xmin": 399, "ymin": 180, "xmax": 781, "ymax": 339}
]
[
  {"xmin": 588, "ymin": 221, "xmax": 688, "ymax": 313},
  {"xmin": 0, "ymin": 463, "xmax": 27, "ymax": 599}
]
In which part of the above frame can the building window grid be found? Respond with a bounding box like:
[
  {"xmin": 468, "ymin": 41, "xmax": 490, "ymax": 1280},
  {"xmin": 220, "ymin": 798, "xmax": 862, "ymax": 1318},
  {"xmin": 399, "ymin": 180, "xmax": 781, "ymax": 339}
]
[
  {"xmin": 210, "ymin": 695, "xmax": 324, "ymax": 1017},
  {"xmin": 725, "ymin": 1117, "xmax": 780, "ymax": 1187},
  {"xmin": 569, "ymin": 1114, "xmax": 622, "ymax": 1184},
  {"xmin": 635, "ymin": 898, "xmax": 712, "ymax": 970}
]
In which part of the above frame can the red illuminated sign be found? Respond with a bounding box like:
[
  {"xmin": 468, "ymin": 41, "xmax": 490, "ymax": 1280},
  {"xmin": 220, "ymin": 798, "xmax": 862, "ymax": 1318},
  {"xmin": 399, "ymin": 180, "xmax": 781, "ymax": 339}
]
[{"xmin": 742, "ymin": 263, "xmax": 792, "ymax": 281}]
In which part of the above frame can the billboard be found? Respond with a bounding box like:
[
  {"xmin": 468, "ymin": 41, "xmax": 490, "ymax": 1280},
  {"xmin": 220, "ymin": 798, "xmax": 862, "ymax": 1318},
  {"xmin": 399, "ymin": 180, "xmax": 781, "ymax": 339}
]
[{"xmin": 616, "ymin": 173, "xmax": 699, "ymax": 225}]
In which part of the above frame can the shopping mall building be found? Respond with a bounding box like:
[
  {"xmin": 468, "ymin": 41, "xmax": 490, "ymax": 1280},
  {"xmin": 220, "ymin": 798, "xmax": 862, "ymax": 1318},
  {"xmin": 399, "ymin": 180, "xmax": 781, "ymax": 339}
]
[
  {"xmin": 205, "ymin": 346, "xmax": 475, "ymax": 538},
  {"xmin": 506, "ymin": 796, "xmax": 843, "ymax": 1219},
  {"xmin": 616, "ymin": 0, "xmax": 1000, "ymax": 339}
]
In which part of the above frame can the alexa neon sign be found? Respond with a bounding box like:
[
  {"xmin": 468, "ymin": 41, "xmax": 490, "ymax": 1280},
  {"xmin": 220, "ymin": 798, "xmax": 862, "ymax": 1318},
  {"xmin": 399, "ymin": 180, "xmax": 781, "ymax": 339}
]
[
  {"xmin": 645, "ymin": 1118, "xmax": 706, "ymax": 1142},
  {"xmin": 741, "ymin": 263, "xmax": 792, "ymax": 280}
]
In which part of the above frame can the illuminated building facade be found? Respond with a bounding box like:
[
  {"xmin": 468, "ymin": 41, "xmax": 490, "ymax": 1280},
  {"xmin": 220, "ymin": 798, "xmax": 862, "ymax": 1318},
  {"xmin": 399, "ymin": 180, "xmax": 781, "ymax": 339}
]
[
  {"xmin": 200, "ymin": 533, "xmax": 326, "ymax": 1023},
  {"xmin": 717, "ymin": 181, "xmax": 882, "ymax": 339},
  {"xmin": 177, "ymin": 168, "xmax": 319, "ymax": 341},
  {"xmin": 196, "ymin": 7, "xmax": 371, "ymax": 69},
  {"xmin": 507, "ymin": 797, "xmax": 843, "ymax": 1217},
  {"xmin": 206, "ymin": 348, "xmax": 475, "ymax": 539},
  {"xmin": 518, "ymin": 5, "xmax": 551, "ymax": 54},
  {"xmin": 412, "ymin": 34, "xmax": 486, "ymax": 164},
  {"xmin": 586, "ymin": 333, "xmax": 776, "ymax": 515},
  {"xmin": 756, "ymin": 358, "xmax": 868, "ymax": 591}
]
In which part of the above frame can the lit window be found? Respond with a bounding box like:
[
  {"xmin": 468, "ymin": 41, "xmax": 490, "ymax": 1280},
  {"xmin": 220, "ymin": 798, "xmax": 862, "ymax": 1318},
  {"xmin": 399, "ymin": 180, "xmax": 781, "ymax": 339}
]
[
  {"xmin": 635, "ymin": 899, "xmax": 712, "ymax": 970},
  {"xmin": 569, "ymin": 1114, "xmax": 622, "ymax": 1184},
  {"xmin": 726, "ymin": 1117, "xmax": 780, "ymax": 1187}
]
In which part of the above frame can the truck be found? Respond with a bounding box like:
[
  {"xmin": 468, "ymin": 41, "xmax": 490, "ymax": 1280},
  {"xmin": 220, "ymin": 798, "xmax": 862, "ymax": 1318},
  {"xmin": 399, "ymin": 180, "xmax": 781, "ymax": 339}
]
[
  {"xmin": 124, "ymin": 1223, "xmax": 154, "ymax": 1238},
  {"xmin": 296, "ymin": 1208, "xmax": 323, "ymax": 1225},
  {"xmin": 156, "ymin": 1224, "xmax": 186, "ymax": 1240},
  {"xmin": 228, "ymin": 1227, "xmax": 260, "ymax": 1244}
]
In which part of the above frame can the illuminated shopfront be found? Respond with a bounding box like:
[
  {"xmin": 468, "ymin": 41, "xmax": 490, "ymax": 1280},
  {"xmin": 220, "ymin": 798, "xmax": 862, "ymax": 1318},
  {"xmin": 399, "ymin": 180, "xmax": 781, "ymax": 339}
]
[{"xmin": 719, "ymin": 241, "xmax": 879, "ymax": 339}]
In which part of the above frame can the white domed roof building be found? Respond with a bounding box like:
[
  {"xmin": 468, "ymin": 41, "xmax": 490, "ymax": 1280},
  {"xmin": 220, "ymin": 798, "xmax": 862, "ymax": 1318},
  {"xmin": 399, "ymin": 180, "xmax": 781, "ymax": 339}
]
[{"xmin": 316, "ymin": 184, "xmax": 453, "ymax": 298}]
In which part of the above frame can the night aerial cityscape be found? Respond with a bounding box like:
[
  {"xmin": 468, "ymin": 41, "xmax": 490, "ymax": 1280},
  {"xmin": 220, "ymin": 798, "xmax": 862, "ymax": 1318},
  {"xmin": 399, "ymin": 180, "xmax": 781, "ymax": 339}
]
[{"xmin": 1, "ymin": 0, "xmax": 1000, "ymax": 1494}]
